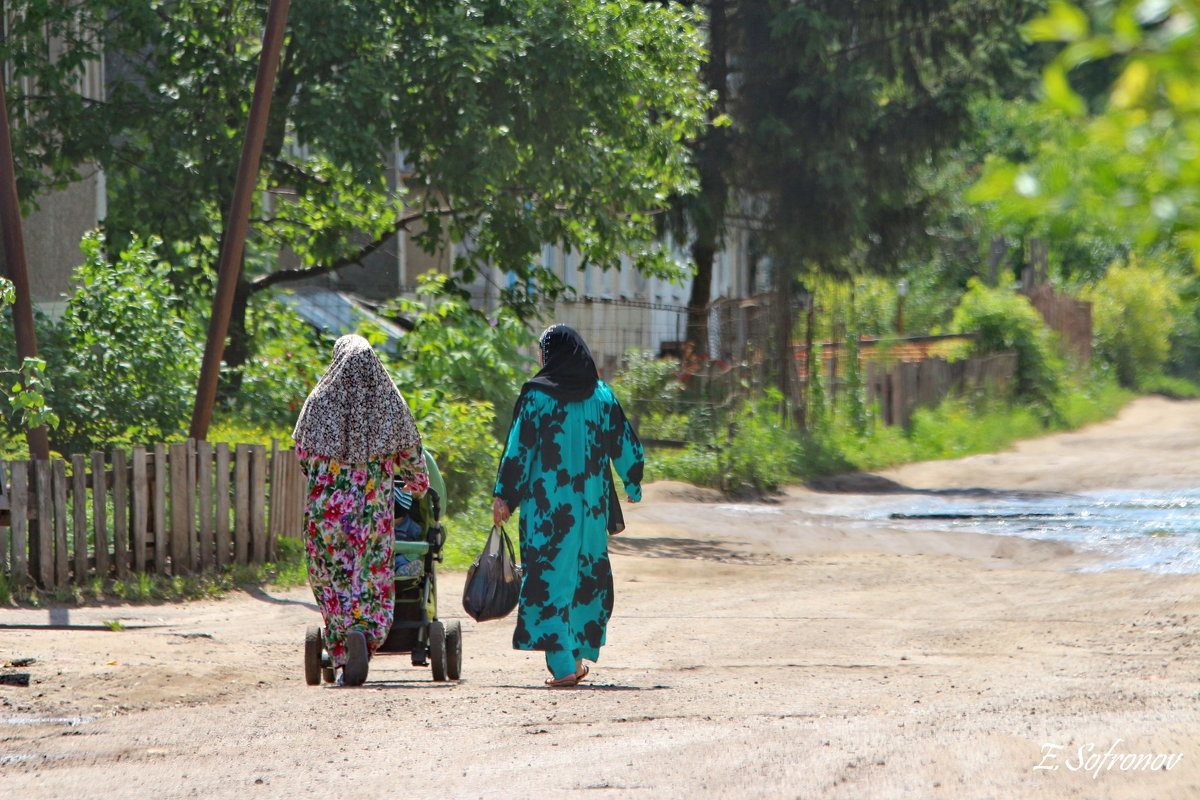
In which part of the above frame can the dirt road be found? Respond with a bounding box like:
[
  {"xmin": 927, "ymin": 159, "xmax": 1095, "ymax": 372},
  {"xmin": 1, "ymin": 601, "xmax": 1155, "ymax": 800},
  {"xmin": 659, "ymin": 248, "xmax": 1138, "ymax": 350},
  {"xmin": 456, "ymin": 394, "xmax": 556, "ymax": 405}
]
[{"xmin": 2, "ymin": 396, "xmax": 1198, "ymax": 799}]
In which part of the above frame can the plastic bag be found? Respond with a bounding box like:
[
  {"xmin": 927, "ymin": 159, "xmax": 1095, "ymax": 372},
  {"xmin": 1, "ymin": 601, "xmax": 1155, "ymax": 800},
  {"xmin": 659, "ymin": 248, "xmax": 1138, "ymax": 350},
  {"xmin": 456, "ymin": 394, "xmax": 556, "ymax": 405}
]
[{"xmin": 462, "ymin": 525, "xmax": 523, "ymax": 622}]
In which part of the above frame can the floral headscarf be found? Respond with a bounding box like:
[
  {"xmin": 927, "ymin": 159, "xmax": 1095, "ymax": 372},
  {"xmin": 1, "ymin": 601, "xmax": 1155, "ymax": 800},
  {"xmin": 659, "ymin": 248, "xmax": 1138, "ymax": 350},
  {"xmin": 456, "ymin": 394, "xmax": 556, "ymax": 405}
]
[{"xmin": 292, "ymin": 335, "xmax": 421, "ymax": 462}]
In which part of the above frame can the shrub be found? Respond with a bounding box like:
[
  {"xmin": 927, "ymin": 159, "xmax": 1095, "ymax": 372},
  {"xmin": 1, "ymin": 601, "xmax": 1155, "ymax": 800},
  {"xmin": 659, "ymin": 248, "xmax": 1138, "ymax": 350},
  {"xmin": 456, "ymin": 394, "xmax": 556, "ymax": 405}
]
[
  {"xmin": 383, "ymin": 272, "xmax": 531, "ymax": 437},
  {"xmin": 719, "ymin": 395, "xmax": 803, "ymax": 495},
  {"xmin": 611, "ymin": 350, "xmax": 683, "ymax": 418},
  {"xmin": 405, "ymin": 391, "xmax": 500, "ymax": 515},
  {"xmin": 950, "ymin": 279, "xmax": 1063, "ymax": 407},
  {"xmin": 0, "ymin": 233, "xmax": 202, "ymax": 454},
  {"xmin": 1138, "ymin": 373, "xmax": 1200, "ymax": 399},
  {"xmin": 1083, "ymin": 258, "xmax": 1180, "ymax": 388}
]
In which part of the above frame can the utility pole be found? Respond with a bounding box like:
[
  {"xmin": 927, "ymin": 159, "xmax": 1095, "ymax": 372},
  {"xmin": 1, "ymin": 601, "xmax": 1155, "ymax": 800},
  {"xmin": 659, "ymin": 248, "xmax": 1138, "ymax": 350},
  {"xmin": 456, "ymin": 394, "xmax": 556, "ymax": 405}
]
[
  {"xmin": 0, "ymin": 71, "xmax": 50, "ymax": 460},
  {"xmin": 189, "ymin": 0, "xmax": 290, "ymax": 440}
]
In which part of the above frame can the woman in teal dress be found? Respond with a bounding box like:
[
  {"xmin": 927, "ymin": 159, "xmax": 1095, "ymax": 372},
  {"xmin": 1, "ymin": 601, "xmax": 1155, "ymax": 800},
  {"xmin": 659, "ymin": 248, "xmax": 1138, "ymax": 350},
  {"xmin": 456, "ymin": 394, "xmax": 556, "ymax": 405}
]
[{"xmin": 493, "ymin": 324, "xmax": 644, "ymax": 687}]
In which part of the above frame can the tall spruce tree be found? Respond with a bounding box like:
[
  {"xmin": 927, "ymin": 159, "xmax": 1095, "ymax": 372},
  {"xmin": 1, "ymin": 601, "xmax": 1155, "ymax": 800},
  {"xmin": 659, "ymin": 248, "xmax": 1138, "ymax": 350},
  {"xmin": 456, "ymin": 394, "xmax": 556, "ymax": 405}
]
[{"xmin": 678, "ymin": 0, "xmax": 1041, "ymax": 356}]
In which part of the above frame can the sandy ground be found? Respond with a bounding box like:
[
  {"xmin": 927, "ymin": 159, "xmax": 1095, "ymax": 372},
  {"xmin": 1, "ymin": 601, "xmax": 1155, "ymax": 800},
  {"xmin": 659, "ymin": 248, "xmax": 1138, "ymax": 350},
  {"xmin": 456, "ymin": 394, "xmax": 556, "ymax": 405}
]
[{"xmin": 1, "ymin": 395, "xmax": 1198, "ymax": 799}]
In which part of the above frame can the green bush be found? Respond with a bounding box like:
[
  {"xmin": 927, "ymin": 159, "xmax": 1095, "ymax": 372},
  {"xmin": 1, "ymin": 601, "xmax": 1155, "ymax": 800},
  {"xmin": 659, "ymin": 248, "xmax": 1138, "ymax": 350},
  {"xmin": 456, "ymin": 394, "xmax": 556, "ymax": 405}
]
[
  {"xmin": 383, "ymin": 272, "xmax": 531, "ymax": 437},
  {"xmin": 1137, "ymin": 373, "xmax": 1200, "ymax": 400},
  {"xmin": 406, "ymin": 391, "xmax": 500, "ymax": 515},
  {"xmin": 0, "ymin": 233, "xmax": 202, "ymax": 454},
  {"xmin": 611, "ymin": 350, "xmax": 684, "ymax": 418},
  {"xmin": 648, "ymin": 371, "xmax": 1132, "ymax": 492},
  {"xmin": 950, "ymin": 279, "xmax": 1063, "ymax": 407},
  {"xmin": 719, "ymin": 395, "xmax": 804, "ymax": 495},
  {"xmin": 1083, "ymin": 258, "xmax": 1180, "ymax": 388}
]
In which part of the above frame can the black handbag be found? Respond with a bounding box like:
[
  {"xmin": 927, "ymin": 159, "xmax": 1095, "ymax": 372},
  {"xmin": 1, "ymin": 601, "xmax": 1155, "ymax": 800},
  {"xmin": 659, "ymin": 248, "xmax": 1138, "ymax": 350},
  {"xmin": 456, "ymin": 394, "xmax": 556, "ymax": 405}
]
[{"xmin": 462, "ymin": 525, "xmax": 523, "ymax": 622}]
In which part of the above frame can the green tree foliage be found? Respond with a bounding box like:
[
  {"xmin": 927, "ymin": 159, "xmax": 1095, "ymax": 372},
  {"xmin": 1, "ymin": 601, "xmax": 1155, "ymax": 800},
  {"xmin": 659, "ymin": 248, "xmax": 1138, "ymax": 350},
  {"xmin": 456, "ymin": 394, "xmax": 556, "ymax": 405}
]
[
  {"xmin": 86, "ymin": 0, "xmax": 704, "ymax": 292},
  {"xmin": 676, "ymin": 0, "xmax": 1040, "ymax": 357},
  {"xmin": 950, "ymin": 279, "xmax": 1063, "ymax": 407},
  {"xmin": 1083, "ymin": 257, "xmax": 1181, "ymax": 387},
  {"xmin": 221, "ymin": 293, "xmax": 329, "ymax": 428},
  {"xmin": 610, "ymin": 350, "xmax": 684, "ymax": 419},
  {"xmin": 0, "ymin": 279, "xmax": 57, "ymax": 436},
  {"xmin": 973, "ymin": 1, "xmax": 1200, "ymax": 266},
  {"xmin": 0, "ymin": 0, "xmax": 708, "ymax": 411}
]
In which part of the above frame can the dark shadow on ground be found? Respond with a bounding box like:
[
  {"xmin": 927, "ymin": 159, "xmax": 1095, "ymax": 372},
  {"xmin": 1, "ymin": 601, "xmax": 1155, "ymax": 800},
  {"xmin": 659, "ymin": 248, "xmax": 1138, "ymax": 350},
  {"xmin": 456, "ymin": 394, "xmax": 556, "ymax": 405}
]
[
  {"xmin": 0, "ymin": 622, "xmax": 166, "ymax": 631},
  {"xmin": 805, "ymin": 472, "xmax": 1075, "ymax": 500},
  {"xmin": 608, "ymin": 537, "xmax": 748, "ymax": 562},
  {"xmin": 245, "ymin": 586, "xmax": 318, "ymax": 611}
]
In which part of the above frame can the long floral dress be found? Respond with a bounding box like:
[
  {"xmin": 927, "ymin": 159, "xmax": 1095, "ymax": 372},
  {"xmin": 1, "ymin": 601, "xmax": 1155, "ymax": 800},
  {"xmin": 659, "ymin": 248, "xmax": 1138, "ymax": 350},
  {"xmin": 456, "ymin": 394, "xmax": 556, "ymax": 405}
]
[
  {"xmin": 299, "ymin": 445, "xmax": 429, "ymax": 667},
  {"xmin": 494, "ymin": 381, "xmax": 644, "ymax": 677}
]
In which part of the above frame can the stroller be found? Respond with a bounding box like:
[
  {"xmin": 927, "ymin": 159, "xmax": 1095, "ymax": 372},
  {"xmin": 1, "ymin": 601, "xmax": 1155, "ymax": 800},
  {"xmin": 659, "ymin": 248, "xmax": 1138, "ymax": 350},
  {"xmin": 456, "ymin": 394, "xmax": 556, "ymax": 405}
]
[{"xmin": 304, "ymin": 451, "xmax": 462, "ymax": 684}]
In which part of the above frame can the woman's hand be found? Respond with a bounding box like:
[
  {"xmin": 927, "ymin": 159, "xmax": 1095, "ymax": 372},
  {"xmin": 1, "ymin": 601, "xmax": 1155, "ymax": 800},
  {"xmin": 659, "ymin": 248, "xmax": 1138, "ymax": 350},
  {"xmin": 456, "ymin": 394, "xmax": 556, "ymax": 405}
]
[{"xmin": 492, "ymin": 496, "xmax": 511, "ymax": 526}]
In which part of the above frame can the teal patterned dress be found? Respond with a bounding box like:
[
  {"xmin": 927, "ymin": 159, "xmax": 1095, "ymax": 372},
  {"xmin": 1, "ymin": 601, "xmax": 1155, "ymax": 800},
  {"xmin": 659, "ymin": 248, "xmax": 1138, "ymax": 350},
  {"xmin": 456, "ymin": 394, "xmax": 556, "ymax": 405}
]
[{"xmin": 494, "ymin": 381, "xmax": 644, "ymax": 675}]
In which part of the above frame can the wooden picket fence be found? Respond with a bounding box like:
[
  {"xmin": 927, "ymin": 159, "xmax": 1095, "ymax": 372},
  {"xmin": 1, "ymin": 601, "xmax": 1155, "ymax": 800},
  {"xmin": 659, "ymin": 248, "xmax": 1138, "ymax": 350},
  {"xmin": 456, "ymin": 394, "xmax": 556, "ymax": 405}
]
[
  {"xmin": 0, "ymin": 440, "xmax": 307, "ymax": 590},
  {"xmin": 865, "ymin": 352, "xmax": 1018, "ymax": 427}
]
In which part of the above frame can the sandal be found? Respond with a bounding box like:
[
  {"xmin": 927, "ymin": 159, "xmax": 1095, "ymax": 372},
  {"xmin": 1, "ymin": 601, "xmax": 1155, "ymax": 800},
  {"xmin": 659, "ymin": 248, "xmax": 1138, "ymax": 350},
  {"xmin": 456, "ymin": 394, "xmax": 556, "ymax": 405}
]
[{"xmin": 544, "ymin": 664, "xmax": 589, "ymax": 688}]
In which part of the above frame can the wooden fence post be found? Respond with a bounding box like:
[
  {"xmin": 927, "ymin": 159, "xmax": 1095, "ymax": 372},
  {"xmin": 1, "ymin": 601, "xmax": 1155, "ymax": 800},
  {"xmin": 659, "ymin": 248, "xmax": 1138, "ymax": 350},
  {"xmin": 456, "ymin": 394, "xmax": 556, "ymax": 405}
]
[
  {"xmin": 216, "ymin": 442, "xmax": 231, "ymax": 568},
  {"xmin": 197, "ymin": 440, "xmax": 213, "ymax": 571},
  {"xmin": 169, "ymin": 442, "xmax": 190, "ymax": 575},
  {"xmin": 91, "ymin": 451, "xmax": 108, "ymax": 578},
  {"xmin": 0, "ymin": 461, "xmax": 7, "ymax": 582},
  {"xmin": 33, "ymin": 459, "xmax": 51, "ymax": 588},
  {"xmin": 131, "ymin": 446, "xmax": 148, "ymax": 573},
  {"xmin": 268, "ymin": 440, "xmax": 280, "ymax": 548},
  {"xmin": 285, "ymin": 448, "xmax": 302, "ymax": 558},
  {"xmin": 71, "ymin": 454, "xmax": 88, "ymax": 582},
  {"xmin": 186, "ymin": 439, "xmax": 198, "ymax": 571},
  {"xmin": 52, "ymin": 458, "xmax": 68, "ymax": 587},
  {"xmin": 112, "ymin": 448, "xmax": 128, "ymax": 580},
  {"xmin": 9, "ymin": 460, "xmax": 27, "ymax": 586},
  {"xmin": 153, "ymin": 443, "xmax": 167, "ymax": 576},
  {"xmin": 250, "ymin": 444, "xmax": 267, "ymax": 564},
  {"xmin": 234, "ymin": 444, "xmax": 250, "ymax": 564}
]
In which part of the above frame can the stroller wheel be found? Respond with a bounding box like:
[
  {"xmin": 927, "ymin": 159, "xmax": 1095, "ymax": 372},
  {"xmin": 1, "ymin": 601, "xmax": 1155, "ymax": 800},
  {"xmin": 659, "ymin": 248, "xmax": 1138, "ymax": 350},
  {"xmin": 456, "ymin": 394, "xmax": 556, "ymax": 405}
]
[
  {"xmin": 445, "ymin": 619, "xmax": 462, "ymax": 681},
  {"xmin": 304, "ymin": 626, "xmax": 322, "ymax": 686},
  {"xmin": 428, "ymin": 621, "xmax": 448, "ymax": 682}
]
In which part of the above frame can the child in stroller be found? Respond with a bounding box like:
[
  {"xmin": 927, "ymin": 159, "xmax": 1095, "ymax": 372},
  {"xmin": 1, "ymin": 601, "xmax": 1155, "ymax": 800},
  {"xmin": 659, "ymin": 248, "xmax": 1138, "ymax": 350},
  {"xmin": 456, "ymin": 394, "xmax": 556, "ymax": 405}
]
[{"xmin": 304, "ymin": 449, "xmax": 462, "ymax": 684}]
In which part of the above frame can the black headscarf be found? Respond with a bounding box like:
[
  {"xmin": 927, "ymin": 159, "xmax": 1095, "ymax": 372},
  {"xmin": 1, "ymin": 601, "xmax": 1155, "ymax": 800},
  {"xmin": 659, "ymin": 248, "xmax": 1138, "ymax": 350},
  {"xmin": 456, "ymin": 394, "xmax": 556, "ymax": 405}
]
[{"xmin": 522, "ymin": 323, "xmax": 599, "ymax": 402}]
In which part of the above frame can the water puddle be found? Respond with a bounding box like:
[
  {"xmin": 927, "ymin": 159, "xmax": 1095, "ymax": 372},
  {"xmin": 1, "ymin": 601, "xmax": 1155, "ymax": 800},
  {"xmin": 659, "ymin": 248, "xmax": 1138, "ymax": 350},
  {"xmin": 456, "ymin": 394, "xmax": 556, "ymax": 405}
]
[
  {"xmin": 1, "ymin": 715, "xmax": 95, "ymax": 726},
  {"xmin": 819, "ymin": 489, "xmax": 1200, "ymax": 573},
  {"xmin": 716, "ymin": 504, "xmax": 783, "ymax": 516}
]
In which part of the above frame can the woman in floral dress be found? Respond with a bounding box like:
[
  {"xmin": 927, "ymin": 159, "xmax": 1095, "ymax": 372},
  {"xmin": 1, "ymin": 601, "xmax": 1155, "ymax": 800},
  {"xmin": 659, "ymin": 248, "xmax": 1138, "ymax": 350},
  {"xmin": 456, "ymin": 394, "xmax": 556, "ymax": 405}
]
[
  {"xmin": 492, "ymin": 324, "xmax": 644, "ymax": 687},
  {"xmin": 293, "ymin": 335, "xmax": 429, "ymax": 685}
]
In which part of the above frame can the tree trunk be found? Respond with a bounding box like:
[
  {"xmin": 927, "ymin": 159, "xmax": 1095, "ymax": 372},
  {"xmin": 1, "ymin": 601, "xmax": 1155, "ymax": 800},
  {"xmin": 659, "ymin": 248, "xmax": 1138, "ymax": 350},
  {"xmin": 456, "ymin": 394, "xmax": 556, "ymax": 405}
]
[
  {"xmin": 686, "ymin": 241, "xmax": 715, "ymax": 357},
  {"xmin": 217, "ymin": 275, "xmax": 252, "ymax": 404},
  {"xmin": 683, "ymin": 0, "xmax": 729, "ymax": 359},
  {"xmin": 800, "ymin": 296, "xmax": 815, "ymax": 430},
  {"xmin": 771, "ymin": 264, "xmax": 797, "ymax": 425}
]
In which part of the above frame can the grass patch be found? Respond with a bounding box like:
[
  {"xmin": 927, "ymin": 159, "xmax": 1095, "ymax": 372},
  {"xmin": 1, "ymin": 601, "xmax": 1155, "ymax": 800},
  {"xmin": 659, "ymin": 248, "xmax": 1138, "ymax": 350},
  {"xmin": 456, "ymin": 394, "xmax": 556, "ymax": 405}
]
[
  {"xmin": 1139, "ymin": 373, "xmax": 1200, "ymax": 400},
  {"xmin": 5, "ymin": 535, "xmax": 310, "ymax": 606},
  {"xmin": 647, "ymin": 374, "xmax": 1135, "ymax": 490}
]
